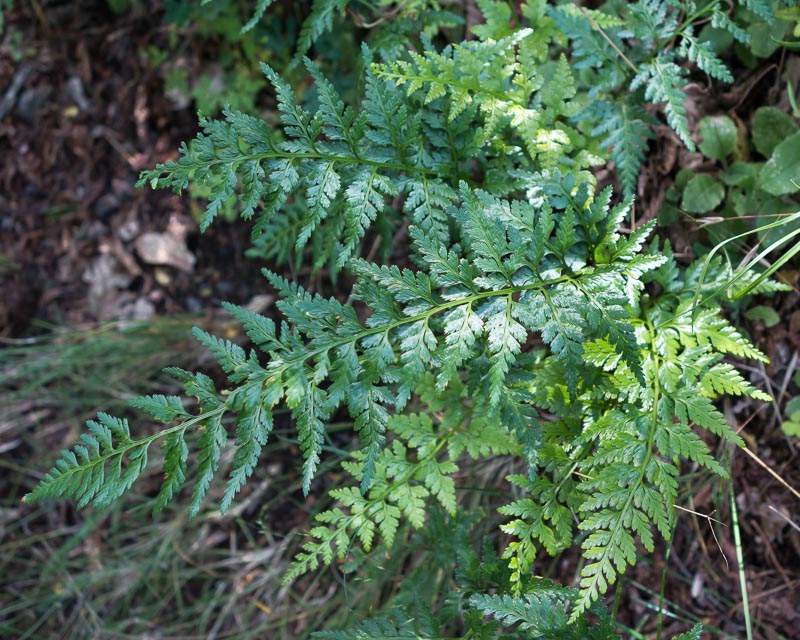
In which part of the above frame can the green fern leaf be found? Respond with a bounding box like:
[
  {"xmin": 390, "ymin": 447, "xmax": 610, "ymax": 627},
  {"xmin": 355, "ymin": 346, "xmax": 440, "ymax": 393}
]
[
  {"xmin": 220, "ymin": 301, "xmax": 278, "ymax": 348},
  {"xmin": 155, "ymin": 431, "xmax": 189, "ymax": 513},
  {"xmin": 680, "ymin": 35, "xmax": 733, "ymax": 83},
  {"xmin": 671, "ymin": 623, "xmax": 703, "ymax": 640},
  {"xmin": 484, "ymin": 296, "xmax": 527, "ymax": 406},
  {"xmin": 128, "ymin": 394, "xmax": 189, "ymax": 423},
  {"xmin": 472, "ymin": 0, "xmax": 514, "ymax": 40},
  {"xmin": 240, "ymin": 0, "xmax": 274, "ymax": 33},
  {"xmin": 293, "ymin": 0, "xmax": 349, "ymax": 65},
  {"xmin": 189, "ymin": 409, "xmax": 227, "ymax": 518},
  {"xmin": 632, "ymin": 56, "xmax": 693, "ymax": 150},
  {"xmin": 589, "ymin": 98, "xmax": 654, "ymax": 196},
  {"xmin": 191, "ymin": 327, "xmax": 248, "ymax": 382},
  {"xmin": 221, "ymin": 383, "xmax": 274, "ymax": 513},
  {"xmin": 25, "ymin": 413, "xmax": 146, "ymax": 511},
  {"xmin": 699, "ymin": 360, "xmax": 772, "ymax": 401}
]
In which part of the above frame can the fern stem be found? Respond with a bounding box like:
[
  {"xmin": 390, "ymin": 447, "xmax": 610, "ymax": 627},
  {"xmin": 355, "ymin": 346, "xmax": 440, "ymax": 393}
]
[
  {"xmin": 675, "ymin": 0, "xmax": 720, "ymax": 41},
  {"xmin": 283, "ymin": 274, "xmax": 574, "ymax": 371},
  {"xmin": 152, "ymin": 150, "xmax": 437, "ymax": 180},
  {"xmin": 656, "ymin": 542, "xmax": 672, "ymax": 640},
  {"xmin": 374, "ymin": 70, "xmax": 531, "ymax": 109}
]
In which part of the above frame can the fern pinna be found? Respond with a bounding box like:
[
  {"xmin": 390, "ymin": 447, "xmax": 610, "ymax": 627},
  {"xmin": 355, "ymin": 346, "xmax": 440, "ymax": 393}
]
[{"xmin": 24, "ymin": 1, "xmax": 788, "ymax": 636}]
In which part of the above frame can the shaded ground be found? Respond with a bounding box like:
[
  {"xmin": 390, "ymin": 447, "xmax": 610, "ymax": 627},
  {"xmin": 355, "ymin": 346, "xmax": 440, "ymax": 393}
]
[{"xmin": 1, "ymin": 1, "xmax": 799, "ymax": 639}]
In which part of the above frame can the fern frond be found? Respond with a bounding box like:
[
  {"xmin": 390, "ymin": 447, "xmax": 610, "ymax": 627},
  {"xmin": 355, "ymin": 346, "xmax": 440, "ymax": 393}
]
[
  {"xmin": 221, "ymin": 383, "xmax": 275, "ymax": 512},
  {"xmin": 240, "ymin": 0, "xmax": 274, "ymax": 33},
  {"xmin": 189, "ymin": 409, "xmax": 227, "ymax": 518},
  {"xmin": 128, "ymin": 394, "xmax": 190, "ymax": 423},
  {"xmin": 24, "ymin": 408, "xmax": 225, "ymax": 514},
  {"xmin": 740, "ymin": 0, "xmax": 775, "ymax": 22},
  {"xmin": 472, "ymin": 0, "xmax": 514, "ymax": 40},
  {"xmin": 588, "ymin": 98, "xmax": 654, "ymax": 196},
  {"xmin": 293, "ymin": 0, "xmax": 350, "ymax": 64},
  {"xmin": 155, "ymin": 431, "xmax": 189, "ymax": 513},
  {"xmin": 672, "ymin": 623, "xmax": 703, "ymax": 640},
  {"xmin": 680, "ymin": 35, "xmax": 734, "ymax": 83},
  {"xmin": 469, "ymin": 587, "xmax": 574, "ymax": 633},
  {"xmin": 632, "ymin": 56, "xmax": 694, "ymax": 150},
  {"xmin": 711, "ymin": 10, "xmax": 751, "ymax": 44},
  {"xmin": 699, "ymin": 360, "xmax": 772, "ymax": 401}
]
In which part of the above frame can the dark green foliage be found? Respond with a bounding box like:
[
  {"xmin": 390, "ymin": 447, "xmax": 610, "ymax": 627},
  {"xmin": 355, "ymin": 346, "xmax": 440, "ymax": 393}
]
[{"xmin": 25, "ymin": 1, "xmax": 793, "ymax": 637}]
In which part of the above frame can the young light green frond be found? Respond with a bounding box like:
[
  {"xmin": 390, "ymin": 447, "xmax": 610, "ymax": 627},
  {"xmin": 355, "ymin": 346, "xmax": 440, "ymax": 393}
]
[
  {"xmin": 541, "ymin": 54, "xmax": 578, "ymax": 112},
  {"xmin": 472, "ymin": 0, "xmax": 515, "ymax": 40},
  {"xmin": 700, "ymin": 361, "xmax": 772, "ymax": 401},
  {"xmin": 499, "ymin": 488, "xmax": 573, "ymax": 558},
  {"xmin": 386, "ymin": 413, "xmax": 435, "ymax": 458},
  {"xmin": 419, "ymin": 458, "xmax": 458, "ymax": 514}
]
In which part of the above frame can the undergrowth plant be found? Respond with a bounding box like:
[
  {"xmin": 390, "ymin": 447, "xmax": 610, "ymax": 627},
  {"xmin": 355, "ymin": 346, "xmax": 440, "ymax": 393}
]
[{"xmin": 24, "ymin": 1, "xmax": 796, "ymax": 637}]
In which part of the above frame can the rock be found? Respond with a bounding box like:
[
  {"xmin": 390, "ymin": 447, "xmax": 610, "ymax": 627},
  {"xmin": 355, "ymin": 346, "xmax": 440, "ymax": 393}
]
[{"xmin": 134, "ymin": 231, "xmax": 195, "ymax": 272}]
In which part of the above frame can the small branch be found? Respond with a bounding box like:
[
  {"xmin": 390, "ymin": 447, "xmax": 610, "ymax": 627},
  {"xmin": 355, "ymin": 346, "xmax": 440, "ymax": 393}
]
[{"xmin": 575, "ymin": 4, "xmax": 638, "ymax": 74}]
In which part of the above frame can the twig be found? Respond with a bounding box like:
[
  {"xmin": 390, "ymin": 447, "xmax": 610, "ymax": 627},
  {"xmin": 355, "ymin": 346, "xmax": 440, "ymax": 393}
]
[
  {"xmin": 575, "ymin": 4, "xmax": 638, "ymax": 74},
  {"xmin": 741, "ymin": 445, "xmax": 800, "ymax": 502}
]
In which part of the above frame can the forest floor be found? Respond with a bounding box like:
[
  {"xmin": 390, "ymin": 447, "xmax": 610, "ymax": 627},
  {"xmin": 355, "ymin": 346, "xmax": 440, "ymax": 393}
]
[{"xmin": 1, "ymin": 2, "xmax": 799, "ymax": 639}]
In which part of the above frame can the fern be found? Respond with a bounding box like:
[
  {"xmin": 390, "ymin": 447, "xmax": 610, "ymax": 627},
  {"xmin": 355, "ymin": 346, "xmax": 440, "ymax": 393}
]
[
  {"xmin": 632, "ymin": 56, "xmax": 694, "ymax": 150},
  {"xmin": 293, "ymin": 0, "xmax": 350, "ymax": 64},
  {"xmin": 588, "ymin": 98, "xmax": 654, "ymax": 196},
  {"xmin": 34, "ymin": 170, "xmax": 768, "ymax": 626},
  {"xmin": 24, "ymin": 2, "xmax": 788, "ymax": 637},
  {"xmin": 470, "ymin": 583, "xmax": 619, "ymax": 639}
]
